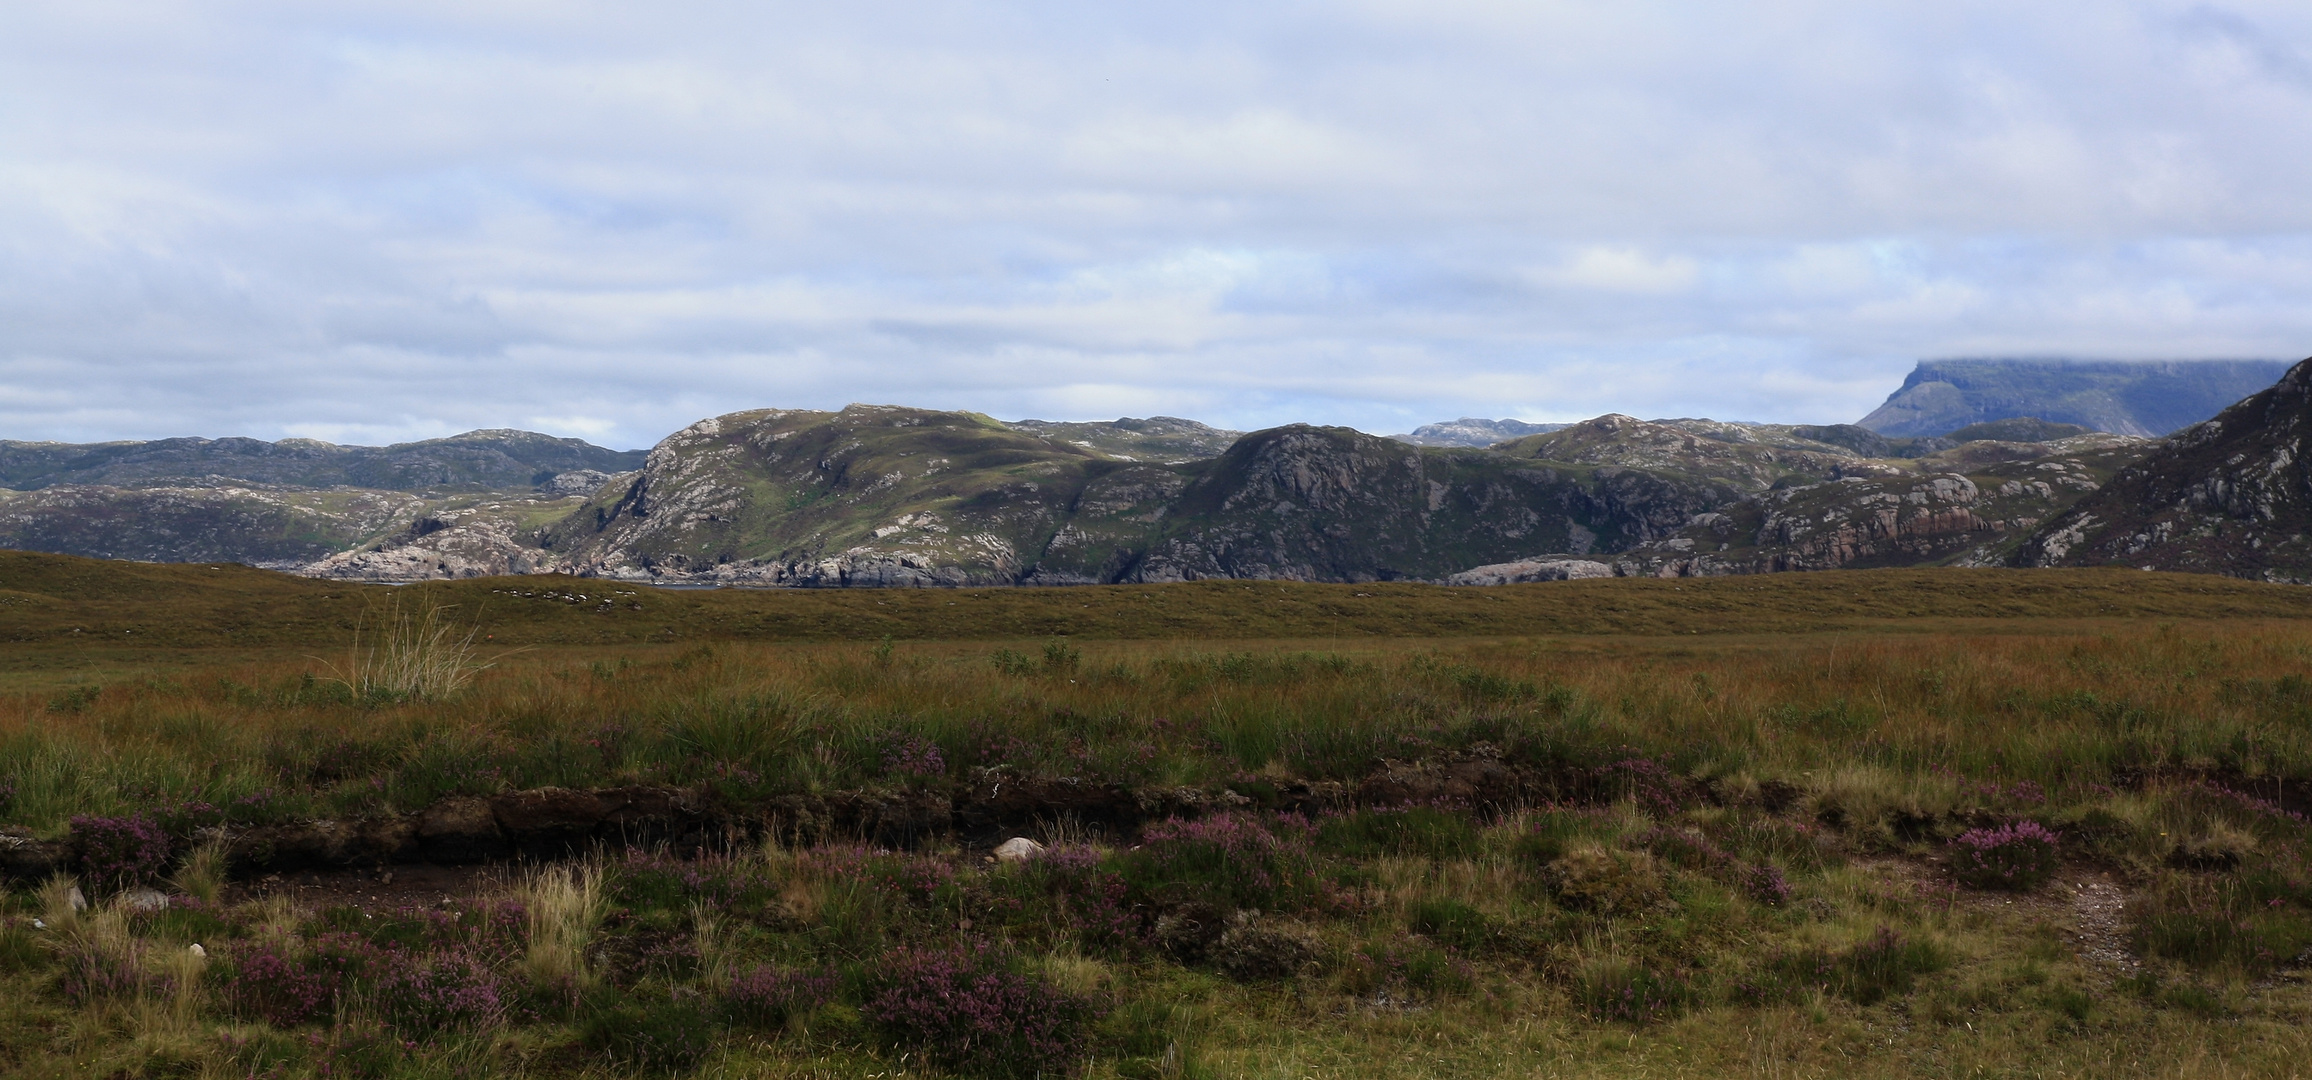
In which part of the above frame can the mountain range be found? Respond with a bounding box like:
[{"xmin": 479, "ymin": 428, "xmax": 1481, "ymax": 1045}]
[{"xmin": 6, "ymin": 358, "xmax": 2311, "ymax": 585}]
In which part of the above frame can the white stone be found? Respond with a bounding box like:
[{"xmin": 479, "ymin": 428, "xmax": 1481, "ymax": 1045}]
[{"xmin": 993, "ymin": 837, "xmax": 1046, "ymax": 863}]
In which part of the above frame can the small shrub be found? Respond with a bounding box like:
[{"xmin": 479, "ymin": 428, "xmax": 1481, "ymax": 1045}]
[
  {"xmin": 1545, "ymin": 845, "xmax": 1665, "ymax": 914},
  {"xmin": 860, "ymin": 944, "xmax": 1104, "ymax": 1078},
  {"xmin": 992, "ymin": 649, "xmax": 1035, "ymax": 677},
  {"xmin": 879, "ymin": 733, "xmax": 947, "ymax": 778},
  {"xmin": 1211, "ymin": 915, "xmax": 1324, "ymax": 981},
  {"xmin": 70, "ymin": 813, "xmax": 173, "ymax": 890},
  {"xmin": 583, "ymin": 994, "xmax": 721, "ymax": 1074},
  {"xmin": 1950, "ymin": 821, "xmax": 2060, "ymax": 891},
  {"xmin": 1408, "ymin": 897, "xmax": 1492, "ymax": 952},
  {"xmin": 1118, "ymin": 813, "xmax": 1319, "ymax": 911},
  {"xmin": 220, "ymin": 940, "xmax": 340, "ymax": 1026},
  {"xmin": 1835, "ymin": 926, "xmax": 1947, "ymax": 1005},
  {"xmin": 1574, "ymin": 957, "xmax": 1693, "ymax": 1023},
  {"xmin": 53, "ymin": 912, "xmax": 147, "ymax": 1006},
  {"xmin": 1740, "ymin": 863, "xmax": 1793, "ymax": 905},
  {"xmin": 1347, "ymin": 939, "xmax": 1475, "ymax": 1000},
  {"xmin": 723, "ymin": 964, "xmax": 837, "ymax": 1029}
]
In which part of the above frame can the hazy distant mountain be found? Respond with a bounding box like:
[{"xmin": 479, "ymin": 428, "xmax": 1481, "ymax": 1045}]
[
  {"xmin": 0, "ymin": 429, "xmax": 645, "ymax": 493},
  {"xmin": 1856, "ymin": 359, "xmax": 2293, "ymax": 437},
  {"xmin": 1388, "ymin": 418, "xmax": 1568, "ymax": 447}
]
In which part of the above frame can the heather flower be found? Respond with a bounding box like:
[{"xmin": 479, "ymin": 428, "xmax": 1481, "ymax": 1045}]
[
  {"xmin": 1123, "ymin": 812, "xmax": 1321, "ymax": 910},
  {"xmin": 880, "ymin": 733, "xmax": 947, "ymax": 778},
  {"xmin": 70, "ymin": 813, "xmax": 173, "ymax": 889},
  {"xmin": 722, "ymin": 964, "xmax": 837, "ymax": 1028},
  {"xmin": 1740, "ymin": 863, "xmax": 1792, "ymax": 905},
  {"xmin": 1950, "ymin": 821, "xmax": 2060, "ymax": 891},
  {"xmin": 369, "ymin": 946, "xmax": 509, "ymax": 1030},
  {"xmin": 221, "ymin": 940, "xmax": 341, "ymax": 1026},
  {"xmin": 860, "ymin": 944, "xmax": 1103, "ymax": 1078}
]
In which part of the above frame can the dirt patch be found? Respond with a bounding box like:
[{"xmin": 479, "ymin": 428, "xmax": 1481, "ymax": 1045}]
[
  {"xmin": 1869, "ymin": 856, "xmax": 2138, "ymax": 973},
  {"xmin": 224, "ymin": 862, "xmax": 511, "ymax": 914},
  {"xmin": 2063, "ymin": 875, "xmax": 2136, "ymax": 972}
]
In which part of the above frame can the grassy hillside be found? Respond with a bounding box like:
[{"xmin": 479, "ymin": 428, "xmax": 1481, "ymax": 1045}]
[{"xmin": 6, "ymin": 551, "xmax": 2312, "ymax": 653}]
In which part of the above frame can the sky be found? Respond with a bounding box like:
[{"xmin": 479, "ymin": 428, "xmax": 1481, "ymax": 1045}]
[{"xmin": 6, "ymin": 2, "xmax": 2312, "ymax": 450}]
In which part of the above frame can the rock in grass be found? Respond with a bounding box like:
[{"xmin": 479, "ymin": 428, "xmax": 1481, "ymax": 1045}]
[
  {"xmin": 993, "ymin": 837, "xmax": 1046, "ymax": 862},
  {"xmin": 1213, "ymin": 911, "xmax": 1324, "ymax": 981},
  {"xmin": 119, "ymin": 887, "xmax": 168, "ymax": 913}
]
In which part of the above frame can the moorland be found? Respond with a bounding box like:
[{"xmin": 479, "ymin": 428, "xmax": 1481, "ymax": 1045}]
[{"xmin": 5, "ymin": 553, "xmax": 2312, "ymax": 1077}]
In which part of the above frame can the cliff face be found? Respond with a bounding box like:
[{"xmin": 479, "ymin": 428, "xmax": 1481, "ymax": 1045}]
[{"xmin": 2011, "ymin": 358, "xmax": 2312, "ymax": 581}]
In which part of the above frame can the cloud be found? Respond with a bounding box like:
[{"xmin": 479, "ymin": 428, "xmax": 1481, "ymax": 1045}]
[{"xmin": 3, "ymin": 1, "xmax": 2312, "ymax": 449}]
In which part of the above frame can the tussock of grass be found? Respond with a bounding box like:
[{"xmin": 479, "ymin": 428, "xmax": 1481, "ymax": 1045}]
[
  {"xmin": 320, "ymin": 595, "xmax": 497, "ymax": 701},
  {"xmin": 520, "ymin": 862, "xmax": 606, "ymax": 991}
]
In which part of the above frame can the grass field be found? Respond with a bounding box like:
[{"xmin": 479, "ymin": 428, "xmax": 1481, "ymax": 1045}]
[{"xmin": 9, "ymin": 553, "xmax": 2312, "ymax": 1077}]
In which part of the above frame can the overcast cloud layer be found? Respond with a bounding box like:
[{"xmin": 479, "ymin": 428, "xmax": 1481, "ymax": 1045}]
[{"xmin": 6, "ymin": 1, "xmax": 2312, "ymax": 449}]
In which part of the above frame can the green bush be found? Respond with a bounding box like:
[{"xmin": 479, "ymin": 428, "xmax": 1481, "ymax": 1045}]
[
  {"xmin": 1835, "ymin": 927, "xmax": 1947, "ymax": 1005},
  {"xmin": 582, "ymin": 994, "xmax": 723, "ymax": 1074},
  {"xmin": 1408, "ymin": 897, "xmax": 1492, "ymax": 953},
  {"xmin": 1315, "ymin": 807, "xmax": 1480, "ymax": 860}
]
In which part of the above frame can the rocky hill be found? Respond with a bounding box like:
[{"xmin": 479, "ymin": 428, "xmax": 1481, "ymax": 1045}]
[
  {"xmin": 2012, "ymin": 358, "xmax": 2312, "ymax": 582},
  {"xmin": 10, "ymin": 360, "xmax": 2306, "ymax": 585},
  {"xmin": 1858, "ymin": 359, "xmax": 2292, "ymax": 437},
  {"xmin": 0, "ymin": 429, "xmax": 644, "ymax": 492},
  {"xmin": 526, "ymin": 408, "xmax": 1751, "ymax": 585}
]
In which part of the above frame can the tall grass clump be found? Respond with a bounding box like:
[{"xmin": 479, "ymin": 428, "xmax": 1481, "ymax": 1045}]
[
  {"xmin": 521, "ymin": 862, "xmax": 607, "ymax": 992},
  {"xmin": 324, "ymin": 596, "xmax": 498, "ymax": 701}
]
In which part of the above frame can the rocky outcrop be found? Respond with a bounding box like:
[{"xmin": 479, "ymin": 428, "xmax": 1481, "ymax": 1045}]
[
  {"xmin": 303, "ymin": 495, "xmax": 589, "ymax": 580},
  {"xmin": 1611, "ymin": 435, "xmax": 2151, "ymax": 577},
  {"xmin": 2013, "ymin": 357, "xmax": 2312, "ymax": 581},
  {"xmin": 1445, "ymin": 558, "xmax": 1615, "ymax": 585}
]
